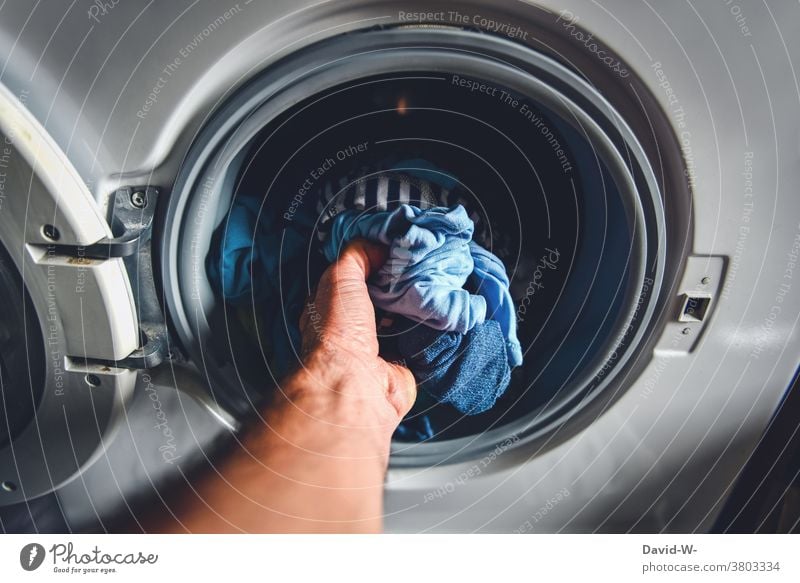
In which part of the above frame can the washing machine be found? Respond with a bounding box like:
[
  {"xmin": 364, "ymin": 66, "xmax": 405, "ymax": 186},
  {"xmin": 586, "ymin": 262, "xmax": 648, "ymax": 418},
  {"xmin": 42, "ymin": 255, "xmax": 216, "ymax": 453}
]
[{"xmin": 0, "ymin": 0, "xmax": 798, "ymax": 533}]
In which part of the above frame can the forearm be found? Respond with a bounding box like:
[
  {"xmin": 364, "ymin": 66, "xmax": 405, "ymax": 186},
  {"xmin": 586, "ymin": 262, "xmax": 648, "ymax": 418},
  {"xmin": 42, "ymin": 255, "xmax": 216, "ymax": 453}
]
[{"xmin": 150, "ymin": 365, "xmax": 393, "ymax": 533}]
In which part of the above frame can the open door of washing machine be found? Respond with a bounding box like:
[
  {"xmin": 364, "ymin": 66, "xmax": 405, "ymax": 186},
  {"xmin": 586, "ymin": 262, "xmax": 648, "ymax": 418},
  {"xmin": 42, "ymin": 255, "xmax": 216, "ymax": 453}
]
[{"xmin": 0, "ymin": 83, "xmax": 141, "ymax": 505}]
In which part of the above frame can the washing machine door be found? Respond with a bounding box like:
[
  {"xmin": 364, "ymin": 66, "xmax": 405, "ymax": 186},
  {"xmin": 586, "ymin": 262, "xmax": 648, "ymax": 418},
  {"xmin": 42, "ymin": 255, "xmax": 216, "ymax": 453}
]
[{"xmin": 0, "ymin": 83, "xmax": 140, "ymax": 504}]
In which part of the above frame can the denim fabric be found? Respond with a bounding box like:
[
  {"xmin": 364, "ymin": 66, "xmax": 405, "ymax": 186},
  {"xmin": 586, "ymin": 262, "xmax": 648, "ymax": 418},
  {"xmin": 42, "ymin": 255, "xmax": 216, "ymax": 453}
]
[{"xmin": 398, "ymin": 319, "xmax": 511, "ymax": 415}]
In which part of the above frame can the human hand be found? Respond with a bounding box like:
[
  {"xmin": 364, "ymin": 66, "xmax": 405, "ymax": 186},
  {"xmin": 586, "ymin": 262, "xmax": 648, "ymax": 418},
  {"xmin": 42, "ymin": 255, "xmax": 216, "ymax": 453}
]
[
  {"xmin": 142, "ymin": 241, "xmax": 417, "ymax": 533},
  {"xmin": 285, "ymin": 239, "xmax": 417, "ymax": 445}
]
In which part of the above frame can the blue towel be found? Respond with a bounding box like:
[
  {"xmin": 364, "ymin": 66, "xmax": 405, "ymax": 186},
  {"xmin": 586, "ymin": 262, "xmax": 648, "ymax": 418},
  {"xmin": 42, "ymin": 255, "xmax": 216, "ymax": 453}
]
[{"xmin": 398, "ymin": 319, "xmax": 511, "ymax": 415}]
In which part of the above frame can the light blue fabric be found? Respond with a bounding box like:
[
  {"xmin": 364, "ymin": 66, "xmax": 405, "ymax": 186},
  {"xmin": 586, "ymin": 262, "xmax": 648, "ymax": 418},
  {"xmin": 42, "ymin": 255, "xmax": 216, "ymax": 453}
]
[
  {"xmin": 323, "ymin": 205, "xmax": 487, "ymax": 334},
  {"xmin": 322, "ymin": 204, "xmax": 522, "ymax": 365},
  {"xmin": 469, "ymin": 242, "xmax": 524, "ymax": 367}
]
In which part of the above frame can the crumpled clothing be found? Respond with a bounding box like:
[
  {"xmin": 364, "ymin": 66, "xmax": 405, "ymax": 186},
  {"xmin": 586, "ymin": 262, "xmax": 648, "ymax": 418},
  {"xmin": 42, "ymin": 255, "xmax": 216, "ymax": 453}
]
[
  {"xmin": 322, "ymin": 204, "xmax": 522, "ymax": 365},
  {"xmin": 469, "ymin": 242, "xmax": 524, "ymax": 367},
  {"xmin": 205, "ymin": 196, "xmax": 266, "ymax": 306},
  {"xmin": 394, "ymin": 411, "xmax": 436, "ymax": 442},
  {"xmin": 205, "ymin": 196, "xmax": 313, "ymax": 377},
  {"xmin": 323, "ymin": 204, "xmax": 485, "ymax": 333},
  {"xmin": 314, "ymin": 159, "xmax": 506, "ymax": 247},
  {"xmin": 391, "ymin": 158, "xmax": 515, "ymax": 258}
]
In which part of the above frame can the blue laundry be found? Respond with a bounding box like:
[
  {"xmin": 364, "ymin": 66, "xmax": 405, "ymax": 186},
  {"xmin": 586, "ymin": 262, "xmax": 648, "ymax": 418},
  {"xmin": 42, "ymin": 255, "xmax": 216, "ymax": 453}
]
[
  {"xmin": 322, "ymin": 204, "xmax": 522, "ymax": 363},
  {"xmin": 391, "ymin": 158, "xmax": 511, "ymax": 255},
  {"xmin": 469, "ymin": 242, "xmax": 524, "ymax": 367},
  {"xmin": 397, "ymin": 319, "xmax": 511, "ymax": 415},
  {"xmin": 315, "ymin": 163, "xmax": 506, "ymax": 254},
  {"xmin": 206, "ymin": 196, "xmax": 266, "ymax": 305},
  {"xmin": 207, "ymin": 188, "xmax": 523, "ymax": 431},
  {"xmin": 393, "ymin": 411, "xmax": 436, "ymax": 442},
  {"xmin": 323, "ymin": 205, "xmax": 487, "ymax": 333},
  {"xmin": 206, "ymin": 196, "xmax": 313, "ymax": 378}
]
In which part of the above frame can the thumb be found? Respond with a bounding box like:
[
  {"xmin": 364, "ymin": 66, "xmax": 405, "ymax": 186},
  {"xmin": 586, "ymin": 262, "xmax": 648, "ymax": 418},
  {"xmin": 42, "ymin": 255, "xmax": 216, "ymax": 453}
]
[{"xmin": 328, "ymin": 238, "xmax": 388, "ymax": 286}]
